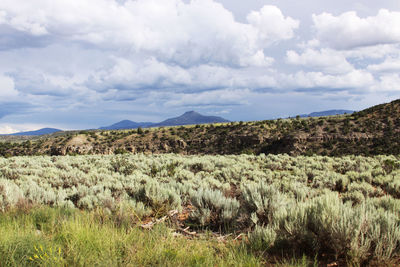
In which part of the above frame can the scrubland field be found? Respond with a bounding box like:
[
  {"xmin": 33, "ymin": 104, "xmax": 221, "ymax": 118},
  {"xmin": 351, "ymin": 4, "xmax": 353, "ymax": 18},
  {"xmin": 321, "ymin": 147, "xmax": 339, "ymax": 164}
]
[{"xmin": 1, "ymin": 153, "xmax": 399, "ymax": 266}]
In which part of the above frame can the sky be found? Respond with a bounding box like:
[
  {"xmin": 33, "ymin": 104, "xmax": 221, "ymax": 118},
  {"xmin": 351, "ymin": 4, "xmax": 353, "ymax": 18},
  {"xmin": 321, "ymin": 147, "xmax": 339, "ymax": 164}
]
[{"xmin": 0, "ymin": 0, "xmax": 400, "ymax": 133}]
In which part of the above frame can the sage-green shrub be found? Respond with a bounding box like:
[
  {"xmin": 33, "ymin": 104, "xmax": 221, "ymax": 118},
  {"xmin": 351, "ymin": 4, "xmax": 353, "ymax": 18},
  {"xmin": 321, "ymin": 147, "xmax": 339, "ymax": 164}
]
[{"xmin": 0, "ymin": 153, "xmax": 399, "ymax": 263}]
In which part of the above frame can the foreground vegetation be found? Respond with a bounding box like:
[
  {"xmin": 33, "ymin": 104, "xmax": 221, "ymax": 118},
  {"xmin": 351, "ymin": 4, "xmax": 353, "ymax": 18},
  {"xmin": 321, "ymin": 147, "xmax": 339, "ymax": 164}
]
[
  {"xmin": 1, "ymin": 99, "xmax": 399, "ymax": 157},
  {"xmin": 1, "ymin": 153, "xmax": 399, "ymax": 265},
  {"xmin": 1, "ymin": 207, "xmax": 269, "ymax": 267}
]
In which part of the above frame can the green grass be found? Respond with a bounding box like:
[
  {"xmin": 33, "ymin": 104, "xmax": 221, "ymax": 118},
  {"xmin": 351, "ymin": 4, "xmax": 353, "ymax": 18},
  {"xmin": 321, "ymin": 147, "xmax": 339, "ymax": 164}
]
[{"xmin": 0, "ymin": 206, "xmax": 264, "ymax": 267}]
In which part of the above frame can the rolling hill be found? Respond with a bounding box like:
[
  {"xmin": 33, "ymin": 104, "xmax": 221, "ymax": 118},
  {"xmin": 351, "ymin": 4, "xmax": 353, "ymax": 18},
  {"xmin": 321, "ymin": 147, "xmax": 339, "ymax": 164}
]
[{"xmin": 9, "ymin": 128, "xmax": 62, "ymax": 136}]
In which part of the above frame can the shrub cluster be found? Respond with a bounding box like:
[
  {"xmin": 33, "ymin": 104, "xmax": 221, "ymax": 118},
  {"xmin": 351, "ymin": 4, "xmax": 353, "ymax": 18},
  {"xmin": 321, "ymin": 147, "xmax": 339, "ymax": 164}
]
[{"xmin": 0, "ymin": 153, "xmax": 399, "ymax": 264}]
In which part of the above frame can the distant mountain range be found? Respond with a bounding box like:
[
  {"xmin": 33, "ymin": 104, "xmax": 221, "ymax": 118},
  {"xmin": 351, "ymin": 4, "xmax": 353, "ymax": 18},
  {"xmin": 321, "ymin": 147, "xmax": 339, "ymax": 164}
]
[
  {"xmin": 6, "ymin": 111, "xmax": 229, "ymax": 136},
  {"xmin": 298, "ymin": 109, "xmax": 354, "ymax": 118},
  {"xmin": 10, "ymin": 128, "xmax": 62, "ymax": 136},
  {"xmin": 99, "ymin": 111, "xmax": 230, "ymax": 130}
]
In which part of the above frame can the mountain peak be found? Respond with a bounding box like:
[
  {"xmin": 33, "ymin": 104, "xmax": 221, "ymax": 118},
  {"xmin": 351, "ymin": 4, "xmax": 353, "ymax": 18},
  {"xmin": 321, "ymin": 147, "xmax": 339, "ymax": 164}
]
[
  {"xmin": 183, "ymin": 111, "xmax": 198, "ymax": 115},
  {"xmin": 99, "ymin": 120, "xmax": 154, "ymax": 130},
  {"xmin": 155, "ymin": 111, "xmax": 230, "ymax": 127}
]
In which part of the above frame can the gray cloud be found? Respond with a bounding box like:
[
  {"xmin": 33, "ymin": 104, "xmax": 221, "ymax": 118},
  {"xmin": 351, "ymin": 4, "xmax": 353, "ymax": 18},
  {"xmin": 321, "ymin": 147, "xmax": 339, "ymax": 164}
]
[
  {"xmin": 0, "ymin": 25, "xmax": 53, "ymax": 50},
  {"xmin": 0, "ymin": 102, "xmax": 34, "ymax": 119}
]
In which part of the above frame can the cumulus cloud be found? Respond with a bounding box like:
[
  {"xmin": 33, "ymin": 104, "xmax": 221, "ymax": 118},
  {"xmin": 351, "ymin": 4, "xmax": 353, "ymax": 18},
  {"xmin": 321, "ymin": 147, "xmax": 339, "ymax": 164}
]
[
  {"xmin": 341, "ymin": 44, "xmax": 400, "ymax": 60},
  {"xmin": 87, "ymin": 56, "xmax": 279, "ymax": 97},
  {"xmin": 88, "ymin": 57, "xmax": 192, "ymax": 93},
  {"xmin": 8, "ymin": 69, "xmax": 80, "ymax": 96},
  {"xmin": 247, "ymin": 5, "xmax": 300, "ymax": 45},
  {"xmin": 371, "ymin": 73, "xmax": 400, "ymax": 92},
  {"xmin": 286, "ymin": 48, "xmax": 353, "ymax": 74},
  {"xmin": 367, "ymin": 56, "xmax": 400, "ymax": 72},
  {"xmin": 284, "ymin": 70, "xmax": 374, "ymax": 91},
  {"xmin": 291, "ymin": 8, "xmax": 400, "ymax": 95},
  {"xmin": 312, "ymin": 9, "xmax": 400, "ymax": 50},
  {"xmin": 0, "ymin": 0, "xmax": 297, "ymax": 68}
]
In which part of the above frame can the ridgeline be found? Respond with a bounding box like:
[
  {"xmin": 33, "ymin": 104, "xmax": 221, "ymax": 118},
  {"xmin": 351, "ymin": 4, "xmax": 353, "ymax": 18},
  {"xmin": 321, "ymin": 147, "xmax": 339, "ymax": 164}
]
[{"xmin": 1, "ymin": 99, "xmax": 399, "ymax": 157}]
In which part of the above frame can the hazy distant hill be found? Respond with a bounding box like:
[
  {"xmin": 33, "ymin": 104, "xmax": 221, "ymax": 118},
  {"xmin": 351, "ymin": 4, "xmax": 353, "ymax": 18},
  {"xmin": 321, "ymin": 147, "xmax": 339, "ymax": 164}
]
[
  {"xmin": 100, "ymin": 111, "xmax": 230, "ymax": 130},
  {"xmin": 10, "ymin": 128, "xmax": 62, "ymax": 136},
  {"xmin": 99, "ymin": 120, "xmax": 154, "ymax": 130},
  {"xmin": 154, "ymin": 111, "xmax": 230, "ymax": 127},
  {"xmin": 299, "ymin": 109, "xmax": 354, "ymax": 118}
]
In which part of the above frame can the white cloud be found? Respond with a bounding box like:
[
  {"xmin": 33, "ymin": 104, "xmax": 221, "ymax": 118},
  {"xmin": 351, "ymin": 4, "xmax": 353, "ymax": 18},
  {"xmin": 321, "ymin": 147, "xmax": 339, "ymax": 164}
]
[
  {"xmin": 86, "ymin": 56, "xmax": 280, "ymax": 98},
  {"xmin": 286, "ymin": 48, "xmax": 353, "ymax": 74},
  {"xmin": 368, "ymin": 56, "xmax": 400, "ymax": 72},
  {"xmin": 342, "ymin": 44, "xmax": 400, "ymax": 60},
  {"xmin": 313, "ymin": 9, "xmax": 400, "ymax": 50},
  {"xmin": 0, "ymin": 125, "xmax": 19, "ymax": 134},
  {"xmin": 285, "ymin": 70, "xmax": 374, "ymax": 90},
  {"xmin": 9, "ymin": 69, "xmax": 86, "ymax": 97},
  {"xmin": 0, "ymin": 74, "xmax": 18, "ymax": 97},
  {"xmin": 247, "ymin": 5, "xmax": 300, "ymax": 45},
  {"xmin": 0, "ymin": 0, "xmax": 297, "ymax": 68},
  {"xmin": 371, "ymin": 73, "xmax": 400, "ymax": 92},
  {"xmin": 88, "ymin": 57, "xmax": 191, "ymax": 92}
]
